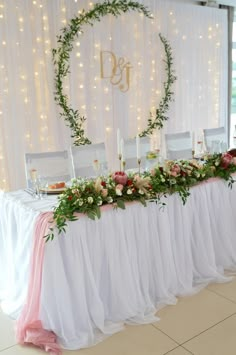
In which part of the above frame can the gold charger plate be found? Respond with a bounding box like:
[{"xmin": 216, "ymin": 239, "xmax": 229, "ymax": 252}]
[{"xmin": 40, "ymin": 187, "xmax": 66, "ymax": 195}]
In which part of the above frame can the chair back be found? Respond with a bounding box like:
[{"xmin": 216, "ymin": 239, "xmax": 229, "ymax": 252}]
[
  {"xmin": 124, "ymin": 137, "xmax": 150, "ymax": 170},
  {"xmin": 203, "ymin": 127, "xmax": 227, "ymax": 153},
  {"xmin": 70, "ymin": 143, "xmax": 107, "ymax": 178},
  {"xmin": 24, "ymin": 150, "xmax": 72, "ymax": 187},
  {"xmin": 165, "ymin": 131, "xmax": 192, "ymax": 160}
]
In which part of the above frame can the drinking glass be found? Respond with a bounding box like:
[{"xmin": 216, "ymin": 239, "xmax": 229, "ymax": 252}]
[{"xmin": 38, "ymin": 176, "xmax": 48, "ymax": 199}]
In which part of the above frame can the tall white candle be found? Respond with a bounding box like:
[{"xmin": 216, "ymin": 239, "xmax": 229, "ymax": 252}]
[
  {"xmin": 120, "ymin": 138, "xmax": 124, "ymax": 158},
  {"xmin": 192, "ymin": 131, "xmax": 195, "ymax": 151},
  {"xmin": 117, "ymin": 129, "xmax": 121, "ymax": 155},
  {"xmin": 136, "ymin": 135, "xmax": 140, "ymax": 160},
  {"xmin": 120, "ymin": 138, "xmax": 124, "ymax": 171}
]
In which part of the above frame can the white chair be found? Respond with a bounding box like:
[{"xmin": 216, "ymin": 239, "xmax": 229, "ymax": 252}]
[
  {"xmin": 165, "ymin": 131, "xmax": 192, "ymax": 160},
  {"xmin": 24, "ymin": 150, "xmax": 73, "ymax": 187},
  {"xmin": 203, "ymin": 127, "xmax": 227, "ymax": 153},
  {"xmin": 70, "ymin": 142, "xmax": 108, "ymax": 178},
  {"xmin": 124, "ymin": 137, "xmax": 150, "ymax": 170}
]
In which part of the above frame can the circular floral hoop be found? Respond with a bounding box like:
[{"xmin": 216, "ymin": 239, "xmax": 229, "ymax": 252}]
[{"xmin": 52, "ymin": 0, "xmax": 176, "ymax": 145}]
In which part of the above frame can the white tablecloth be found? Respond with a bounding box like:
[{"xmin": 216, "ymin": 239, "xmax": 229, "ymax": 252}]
[{"xmin": 1, "ymin": 179, "xmax": 236, "ymax": 350}]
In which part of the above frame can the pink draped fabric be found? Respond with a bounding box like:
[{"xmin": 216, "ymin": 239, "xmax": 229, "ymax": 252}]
[{"xmin": 16, "ymin": 211, "xmax": 62, "ymax": 355}]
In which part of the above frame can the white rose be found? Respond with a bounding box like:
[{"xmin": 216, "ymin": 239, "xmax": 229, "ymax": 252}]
[
  {"xmin": 97, "ymin": 198, "xmax": 102, "ymax": 206},
  {"xmin": 87, "ymin": 197, "xmax": 93, "ymax": 204},
  {"xmin": 138, "ymin": 189, "xmax": 144, "ymax": 195},
  {"xmin": 127, "ymin": 189, "xmax": 132, "ymax": 195},
  {"xmin": 115, "ymin": 188, "xmax": 123, "ymax": 196},
  {"xmin": 107, "ymin": 196, "xmax": 113, "ymax": 203}
]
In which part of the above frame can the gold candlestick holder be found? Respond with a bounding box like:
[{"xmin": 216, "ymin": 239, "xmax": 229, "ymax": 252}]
[
  {"xmin": 137, "ymin": 158, "xmax": 141, "ymax": 175},
  {"xmin": 118, "ymin": 154, "xmax": 122, "ymax": 171},
  {"xmin": 122, "ymin": 160, "xmax": 126, "ymax": 172}
]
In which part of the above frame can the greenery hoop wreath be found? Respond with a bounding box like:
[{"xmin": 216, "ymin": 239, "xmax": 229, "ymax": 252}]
[{"xmin": 52, "ymin": 0, "xmax": 176, "ymax": 146}]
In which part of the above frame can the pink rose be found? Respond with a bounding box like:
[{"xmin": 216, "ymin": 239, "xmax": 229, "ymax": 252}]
[
  {"xmin": 170, "ymin": 164, "xmax": 181, "ymax": 176},
  {"xmin": 115, "ymin": 184, "xmax": 124, "ymax": 196},
  {"xmin": 221, "ymin": 153, "xmax": 232, "ymax": 169},
  {"xmin": 116, "ymin": 184, "xmax": 124, "ymax": 191},
  {"xmin": 112, "ymin": 171, "xmax": 128, "ymax": 185},
  {"xmin": 150, "ymin": 169, "xmax": 156, "ymax": 176},
  {"xmin": 101, "ymin": 189, "xmax": 108, "ymax": 197}
]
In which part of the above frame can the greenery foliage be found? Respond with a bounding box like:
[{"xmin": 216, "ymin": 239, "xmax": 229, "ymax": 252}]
[
  {"xmin": 52, "ymin": 0, "xmax": 152, "ymax": 146},
  {"xmin": 45, "ymin": 152, "xmax": 236, "ymax": 241},
  {"xmin": 139, "ymin": 33, "xmax": 177, "ymax": 137}
]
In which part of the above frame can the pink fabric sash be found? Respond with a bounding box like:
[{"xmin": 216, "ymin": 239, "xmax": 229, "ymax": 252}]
[{"xmin": 16, "ymin": 211, "xmax": 62, "ymax": 355}]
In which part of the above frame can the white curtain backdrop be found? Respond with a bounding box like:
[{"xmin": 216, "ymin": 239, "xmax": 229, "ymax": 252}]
[{"xmin": 0, "ymin": 0, "xmax": 228, "ymax": 191}]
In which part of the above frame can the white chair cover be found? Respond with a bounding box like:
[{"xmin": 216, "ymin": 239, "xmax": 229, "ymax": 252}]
[
  {"xmin": 70, "ymin": 143, "xmax": 108, "ymax": 178},
  {"xmin": 124, "ymin": 137, "xmax": 150, "ymax": 170},
  {"xmin": 203, "ymin": 127, "xmax": 227, "ymax": 153},
  {"xmin": 24, "ymin": 150, "xmax": 73, "ymax": 187},
  {"xmin": 165, "ymin": 131, "xmax": 192, "ymax": 160}
]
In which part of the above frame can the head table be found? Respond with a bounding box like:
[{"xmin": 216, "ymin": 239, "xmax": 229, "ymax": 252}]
[{"xmin": 1, "ymin": 178, "xmax": 236, "ymax": 353}]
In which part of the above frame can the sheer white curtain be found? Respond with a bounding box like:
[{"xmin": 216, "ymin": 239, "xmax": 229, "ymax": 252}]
[{"xmin": 0, "ymin": 0, "xmax": 228, "ymax": 191}]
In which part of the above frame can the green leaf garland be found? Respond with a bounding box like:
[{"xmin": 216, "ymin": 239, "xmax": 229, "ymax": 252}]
[{"xmin": 139, "ymin": 33, "xmax": 177, "ymax": 137}]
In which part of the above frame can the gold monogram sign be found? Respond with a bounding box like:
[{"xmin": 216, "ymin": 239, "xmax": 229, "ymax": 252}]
[{"xmin": 100, "ymin": 51, "xmax": 132, "ymax": 92}]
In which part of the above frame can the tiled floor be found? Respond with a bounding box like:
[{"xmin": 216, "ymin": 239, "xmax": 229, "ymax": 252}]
[{"xmin": 2, "ymin": 278, "xmax": 236, "ymax": 355}]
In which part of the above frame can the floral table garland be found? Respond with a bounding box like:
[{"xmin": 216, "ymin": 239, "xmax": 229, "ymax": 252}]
[{"xmin": 45, "ymin": 152, "xmax": 236, "ymax": 241}]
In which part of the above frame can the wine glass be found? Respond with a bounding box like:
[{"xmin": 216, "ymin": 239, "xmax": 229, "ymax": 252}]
[
  {"xmin": 29, "ymin": 169, "xmax": 40, "ymax": 198},
  {"xmin": 196, "ymin": 132, "xmax": 204, "ymax": 155},
  {"xmin": 93, "ymin": 159, "xmax": 101, "ymax": 177}
]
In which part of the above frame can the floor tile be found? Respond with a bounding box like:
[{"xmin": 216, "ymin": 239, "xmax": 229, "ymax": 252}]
[
  {"xmin": 164, "ymin": 346, "xmax": 193, "ymax": 355},
  {"xmin": 152, "ymin": 289, "xmax": 236, "ymax": 344},
  {"xmin": 63, "ymin": 324, "xmax": 178, "ymax": 355},
  {"xmin": 0, "ymin": 344, "xmax": 45, "ymax": 354},
  {"xmin": 184, "ymin": 314, "xmax": 236, "ymax": 355},
  {"xmin": 207, "ymin": 277, "xmax": 236, "ymax": 303},
  {"xmin": 0, "ymin": 310, "xmax": 16, "ymax": 351}
]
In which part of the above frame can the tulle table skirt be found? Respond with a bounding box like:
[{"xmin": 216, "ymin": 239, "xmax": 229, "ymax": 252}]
[{"xmin": 1, "ymin": 179, "xmax": 236, "ymax": 350}]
